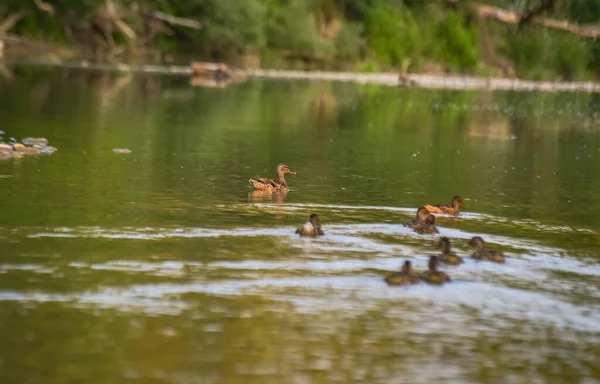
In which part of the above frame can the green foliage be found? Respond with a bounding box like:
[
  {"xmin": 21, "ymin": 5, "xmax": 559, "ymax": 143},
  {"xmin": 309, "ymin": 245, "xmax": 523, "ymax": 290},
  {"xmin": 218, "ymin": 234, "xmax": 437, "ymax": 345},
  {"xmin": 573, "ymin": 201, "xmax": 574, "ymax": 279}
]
[
  {"xmin": 334, "ymin": 22, "xmax": 365, "ymax": 61},
  {"xmin": 365, "ymin": 4, "xmax": 421, "ymax": 66},
  {"xmin": 2, "ymin": 0, "xmax": 600, "ymax": 80},
  {"xmin": 435, "ymin": 12, "xmax": 478, "ymax": 72},
  {"xmin": 265, "ymin": 0, "xmax": 332, "ymax": 54},
  {"xmin": 504, "ymin": 27, "xmax": 591, "ymax": 80},
  {"xmin": 186, "ymin": 0, "xmax": 267, "ymax": 57},
  {"xmin": 568, "ymin": 0, "xmax": 600, "ymax": 23}
]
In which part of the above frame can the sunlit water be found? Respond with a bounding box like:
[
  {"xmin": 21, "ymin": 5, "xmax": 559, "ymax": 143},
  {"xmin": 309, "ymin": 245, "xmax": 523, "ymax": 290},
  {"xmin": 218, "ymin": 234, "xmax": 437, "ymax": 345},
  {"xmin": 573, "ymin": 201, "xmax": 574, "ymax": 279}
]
[{"xmin": 1, "ymin": 66, "xmax": 600, "ymax": 383}]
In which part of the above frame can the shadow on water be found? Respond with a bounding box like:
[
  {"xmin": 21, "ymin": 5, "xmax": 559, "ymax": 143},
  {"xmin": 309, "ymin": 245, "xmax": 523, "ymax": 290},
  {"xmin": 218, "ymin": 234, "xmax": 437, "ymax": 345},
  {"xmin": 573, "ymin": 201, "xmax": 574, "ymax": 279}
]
[{"xmin": 1, "ymin": 66, "xmax": 600, "ymax": 383}]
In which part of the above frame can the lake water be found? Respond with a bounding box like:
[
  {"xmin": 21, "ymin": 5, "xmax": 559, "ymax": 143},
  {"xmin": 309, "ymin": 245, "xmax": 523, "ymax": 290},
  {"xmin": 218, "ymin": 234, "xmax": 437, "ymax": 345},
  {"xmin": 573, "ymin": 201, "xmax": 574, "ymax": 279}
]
[{"xmin": 1, "ymin": 66, "xmax": 600, "ymax": 383}]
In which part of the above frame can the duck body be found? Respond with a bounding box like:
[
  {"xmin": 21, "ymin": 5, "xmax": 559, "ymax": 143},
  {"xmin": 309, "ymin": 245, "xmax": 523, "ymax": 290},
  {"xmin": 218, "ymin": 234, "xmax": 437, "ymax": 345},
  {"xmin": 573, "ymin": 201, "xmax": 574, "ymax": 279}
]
[
  {"xmin": 472, "ymin": 249, "xmax": 505, "ymax": 263},
  {"xmin": 296, "ymin": 214, "xmax": 324, "ymax": 237},
  {"xmin": 249, "ymin": 164, "xmax": 295, "ymax": 192},
  {"xmin": 414, "ymin": 214, "xmax": 439, "ymax": 234},
  {"xmin": 468, "ymin": 236, "xmax": 505, "ymax": 263},
  {"xmin": 404, "ymin": 207, "xmax": 438, "ymax": 233},
  {"xmin": 385, "ymin": 261, "xmax": 420, "ymax": 286},
  {"xmin": 438, "ymin": 237, "xmax": 463, "ymax": 265},
  {"xmin": 424, "ymin": 195, "xmax": 465, "ymax": 215},
  {"xmin": 420, "ymin": 256, "xmax": 451, "ymax": 285}
]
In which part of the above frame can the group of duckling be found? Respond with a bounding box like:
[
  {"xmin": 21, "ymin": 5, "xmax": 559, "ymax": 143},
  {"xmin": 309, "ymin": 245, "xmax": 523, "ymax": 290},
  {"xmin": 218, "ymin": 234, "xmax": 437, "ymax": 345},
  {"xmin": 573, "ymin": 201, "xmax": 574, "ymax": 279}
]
[{"xmin": 250, "ymin": 164, "xmax": 504, "ymax": 286}]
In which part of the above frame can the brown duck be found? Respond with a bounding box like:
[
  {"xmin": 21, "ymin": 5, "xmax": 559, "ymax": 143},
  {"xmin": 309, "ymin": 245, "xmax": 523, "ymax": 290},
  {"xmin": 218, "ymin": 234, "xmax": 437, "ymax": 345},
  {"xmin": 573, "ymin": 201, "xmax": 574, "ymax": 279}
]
[
  {"xmin": 414, "ymin": 214, "xmax": 439, "ymax": 234},
  {"xmin": 384, "ymin": 260, "xmax": 420, "ymax": 286},
  {"xmin": 296, "ymin": 214, "xmax": 324, "ymax": 236},
  {"xmin": 249, "ymin": 164, "xmax": 296, "ymax": 192},
  {"xmin": 404, "ymin": 206, "xmax": 430, "ymax": 229},
  {"xmin": 468, "ymin": 236, "xmax": 505, "ymax": 263},
  {"xmin": 424, "ymin": 195, "xmax": 465, "ymax": 215},
  {"xmin": 420, "ymin": 256, "xmax": 451, "ymax": 284},
  {"xmin": 438, "ymin": 237, "xmax": 463, "ymax": 265}
]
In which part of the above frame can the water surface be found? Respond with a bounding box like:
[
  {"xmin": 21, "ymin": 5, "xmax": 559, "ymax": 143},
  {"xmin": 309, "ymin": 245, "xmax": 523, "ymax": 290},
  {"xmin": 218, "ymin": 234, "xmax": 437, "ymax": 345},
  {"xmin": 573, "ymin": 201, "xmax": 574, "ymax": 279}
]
[{"xmin": 1, "ymin": 67, "xmax": 600, "ymax": 383}]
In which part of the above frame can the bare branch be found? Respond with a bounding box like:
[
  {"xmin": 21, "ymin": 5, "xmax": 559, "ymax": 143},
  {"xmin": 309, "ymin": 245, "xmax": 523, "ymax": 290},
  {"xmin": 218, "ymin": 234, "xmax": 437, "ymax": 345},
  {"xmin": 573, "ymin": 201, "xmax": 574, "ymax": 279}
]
[
  {"xmin": 476, "ymin": 4, "xmax": 600, "ymax": 39},
  {"xmin": 145, "ymin": 10, "xmax": 201, "ymax": 30},
  {"xmin": 0, "ymin": 11, "xmax": 27, "ymax": 35},
  {"xmin": 34, "ymin": 0, "xmax": 54, "ymax": 16}
]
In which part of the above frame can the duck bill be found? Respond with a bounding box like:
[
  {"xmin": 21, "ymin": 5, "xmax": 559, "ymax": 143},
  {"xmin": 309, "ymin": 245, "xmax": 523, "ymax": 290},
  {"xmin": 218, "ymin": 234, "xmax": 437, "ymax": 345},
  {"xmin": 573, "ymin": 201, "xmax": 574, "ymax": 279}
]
[
  {"xmin": 289, "ymin": 170, "xmax": 296, "ymax": 174},
  {"xmin": 460, "ymin": 202, "xmax": 466, "ymax": 208}
]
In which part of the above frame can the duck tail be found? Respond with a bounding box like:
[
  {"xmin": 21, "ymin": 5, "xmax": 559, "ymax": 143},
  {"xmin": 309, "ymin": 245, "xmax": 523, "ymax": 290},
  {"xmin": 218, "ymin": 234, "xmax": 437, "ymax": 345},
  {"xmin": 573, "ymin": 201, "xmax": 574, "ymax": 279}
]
[{"xmin": 249, "ymin": 178, "xmax": 263, "ymax": 190}]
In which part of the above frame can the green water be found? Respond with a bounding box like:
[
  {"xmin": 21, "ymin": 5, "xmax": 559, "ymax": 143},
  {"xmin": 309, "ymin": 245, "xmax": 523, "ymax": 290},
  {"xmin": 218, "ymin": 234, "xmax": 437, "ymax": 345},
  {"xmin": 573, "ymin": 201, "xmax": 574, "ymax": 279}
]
[{"xmin": 1, "ymin": 66, "xmax": 600, "ymax": 383}]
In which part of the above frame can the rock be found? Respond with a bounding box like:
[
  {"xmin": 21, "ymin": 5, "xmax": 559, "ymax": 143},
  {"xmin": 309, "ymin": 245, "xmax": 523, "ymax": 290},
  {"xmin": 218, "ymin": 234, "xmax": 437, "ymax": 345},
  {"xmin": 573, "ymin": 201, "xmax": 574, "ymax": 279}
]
[
  {"xmin": 0, "ymin": 151, "xmax": 13, "ymax": 159},
  {"xmin": 22, "ymin": 137, "xmax": 48, "ymax": 147},
  {"xmin": 14, "ymin": 145, "xmax": 40, "ymax": 155},
  {"xmin": 38, "ymin": 146, "xmax": 58, "ymax": 155},
  {"xmin": 113, "ymin": 148, "xmax": 132, "ymax": 154}
]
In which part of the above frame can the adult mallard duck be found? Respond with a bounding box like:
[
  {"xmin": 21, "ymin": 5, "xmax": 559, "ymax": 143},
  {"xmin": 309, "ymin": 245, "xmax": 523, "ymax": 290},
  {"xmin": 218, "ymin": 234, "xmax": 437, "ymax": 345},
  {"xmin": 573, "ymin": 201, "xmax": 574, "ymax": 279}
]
[
  {"xmin": 438, "ymin": 237, "xmax": 463, "ymax": 265},
  {"xmin": 404, "ymin": 206, "xmax": 430, "ymax": 229},
  {"xmin": 468, "ymin": 236, "xmax": 505, "ymax": 263},
  {"xmin": 384, "ymin": 260, "xmax": 420, "ymax": 285},
  {"xmin": 424, "ymin": 195, "xmax": 465, "ymax": 215},
  {"xmin": 249, "ymin": 164, "xmax": 296, "ymax": 192},
  {"xmin": 420, "ymin": 256, "xmax": 451, "ymax": 284},
  {"xmin": 296, "ymin": 214, "xmax": 324, "ymax": 236},
  {"xmin": 414, "ymin": 214, "xmax": 439, "ymax": 234}
]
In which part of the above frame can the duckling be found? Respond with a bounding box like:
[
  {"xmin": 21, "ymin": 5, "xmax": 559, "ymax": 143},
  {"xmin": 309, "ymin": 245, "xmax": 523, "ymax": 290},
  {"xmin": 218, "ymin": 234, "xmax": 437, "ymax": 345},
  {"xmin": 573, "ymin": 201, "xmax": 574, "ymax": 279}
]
[
  {"xmin": 296, "ymin": 214, "xmax": 324, "ymax": 236},
  {"xmin": 414, "ymin": 213, "xmax": 439, "ymax": 234},
  {"xmin": 384, "ymin": 260, "xmax": 420, "ymax": 286},
  {"xmin": 438, "ymin": 237, "xmax": 463, "ymax": 265},
  {"xmin": 404, "ymin": 206, "xmax": 430, "ymax": 229},
  {"xmin": 420, "ymin": 256, "xmax": 451, "ymax": 284},
  {"xmin": 424, "ymin": 195, "xmax": 465, "ymax": 215},
  {"xmin": 249, "ymin": 164, "xmax": 296, "ymax": 192},
  {"xmin": 467, "ymin": 236, "xmax": 505, "ymax": 263}
]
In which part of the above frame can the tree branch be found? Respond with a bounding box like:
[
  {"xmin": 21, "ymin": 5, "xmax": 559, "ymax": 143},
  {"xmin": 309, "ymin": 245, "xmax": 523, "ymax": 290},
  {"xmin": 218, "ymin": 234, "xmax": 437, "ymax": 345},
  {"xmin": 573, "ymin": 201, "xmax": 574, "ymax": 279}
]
[
  {"xmin": 145, "ymin": 10, "xmax": 201, "ymax": 30},
  {"xmin": 0, "ymin": 11, "xmax": 27, "ymax": 35},
  {"xmin": 476, "ymin": 3, "xmax": 600, "ymax": 39}
]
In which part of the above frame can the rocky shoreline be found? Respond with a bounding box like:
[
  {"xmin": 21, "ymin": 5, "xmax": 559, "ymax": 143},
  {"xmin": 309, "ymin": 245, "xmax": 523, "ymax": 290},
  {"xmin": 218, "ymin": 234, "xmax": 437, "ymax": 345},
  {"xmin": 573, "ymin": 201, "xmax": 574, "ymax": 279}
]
[{"xmin": 2, "ymin": 58, "xmax": 600, "ymax": 93}]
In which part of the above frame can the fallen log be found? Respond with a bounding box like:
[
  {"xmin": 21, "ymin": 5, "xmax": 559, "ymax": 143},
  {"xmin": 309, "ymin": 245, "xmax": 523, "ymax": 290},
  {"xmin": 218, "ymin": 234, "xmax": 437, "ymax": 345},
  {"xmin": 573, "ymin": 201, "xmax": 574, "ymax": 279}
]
[{"xmin": 191, "ymin": 62, "xmax": 232, "ymax": 80}]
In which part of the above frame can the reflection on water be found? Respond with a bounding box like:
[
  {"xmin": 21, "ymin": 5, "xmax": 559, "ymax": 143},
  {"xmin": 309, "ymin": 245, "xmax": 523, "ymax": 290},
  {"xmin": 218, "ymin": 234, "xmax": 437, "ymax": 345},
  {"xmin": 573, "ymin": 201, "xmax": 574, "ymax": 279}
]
[
  {"xmin": 1, "ymin": 66, "xmax": 600, "ymax": 383},
  {"xmin": 248, "ymin": 189, "xmax": 288, "ymax": 204}
]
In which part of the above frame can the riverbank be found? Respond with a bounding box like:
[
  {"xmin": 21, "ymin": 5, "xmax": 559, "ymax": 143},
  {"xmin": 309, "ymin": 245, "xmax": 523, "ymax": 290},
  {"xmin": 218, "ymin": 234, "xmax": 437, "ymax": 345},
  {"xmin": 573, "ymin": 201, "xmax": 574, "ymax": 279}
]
[{"xmin": 3, "ymin": 58, "xmax": 600, "ymax": 93}]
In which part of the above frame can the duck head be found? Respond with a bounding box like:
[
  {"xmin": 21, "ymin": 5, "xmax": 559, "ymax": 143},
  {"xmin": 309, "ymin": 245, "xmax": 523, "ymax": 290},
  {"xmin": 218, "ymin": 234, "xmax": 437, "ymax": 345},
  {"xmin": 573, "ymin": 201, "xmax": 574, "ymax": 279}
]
[
  {"xmin": 276, "ymin": 164, "xmax": 296, "ymax": 176},
  {"xmin": 425, "ymin": 214, "xmax": 436, "ymax": 225},
  {"xmin": 468, "ymin": 236, "xmax": 485, "ymax": 250},
  {"xmin": 309, "ymin": 213, "xmax": 321, "ymax": 227},
  {"xmin": 416, "ymin": 206, "xmax": 430, "ymax": 221},
  {"xmin": 438, "ymin": 237, "xmax": 451, "ymax": 253},
  {"xmin": 401, "ymin": 260, "xmax": 412, "ymax": 274},
  {"xmin": 452, "ymin": 195, "xmax": 465, "ymax": 208}
]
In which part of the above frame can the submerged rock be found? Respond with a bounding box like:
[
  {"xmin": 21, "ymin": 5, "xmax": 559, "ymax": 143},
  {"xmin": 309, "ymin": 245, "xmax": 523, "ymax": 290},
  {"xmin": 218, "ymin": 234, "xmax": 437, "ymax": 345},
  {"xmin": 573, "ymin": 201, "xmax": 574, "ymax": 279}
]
[
  {"xmin": 113, "ymin": 148, "xmax": 132, "ymax": 154},
  {"xmin": 22, "ymin": 137, "xmax": 49, "ymax": 147},
  {"xmin": 13, "ymin": 143, "xmax": 40, "ymax": 154},
  {"xmin": 38, "ymin": 146, "xmax": 58, "ymax": 155}
]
